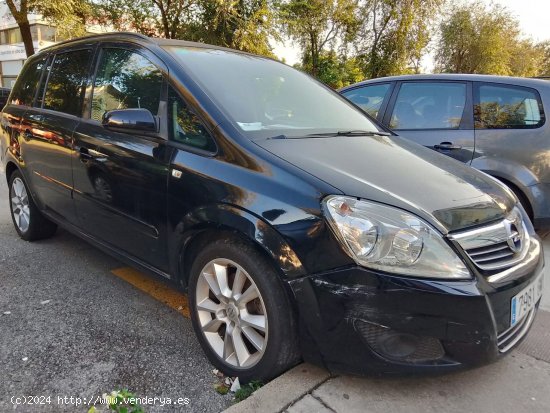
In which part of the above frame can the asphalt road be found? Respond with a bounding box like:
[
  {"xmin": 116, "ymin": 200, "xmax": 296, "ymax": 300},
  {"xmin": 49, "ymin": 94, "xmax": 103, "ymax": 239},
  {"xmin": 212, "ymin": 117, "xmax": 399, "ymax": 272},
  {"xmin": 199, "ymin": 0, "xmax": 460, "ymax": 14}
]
[{"xmin": 0, "ymin": 173, "xmax": 232, "ymax": 412}]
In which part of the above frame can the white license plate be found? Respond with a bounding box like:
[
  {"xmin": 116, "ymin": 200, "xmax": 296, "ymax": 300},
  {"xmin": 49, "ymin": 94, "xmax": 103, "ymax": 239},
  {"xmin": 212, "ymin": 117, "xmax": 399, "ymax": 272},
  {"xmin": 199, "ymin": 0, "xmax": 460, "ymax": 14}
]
[{"xmin": 510, "ymin": 272, "xmax": 544, "ymax": 327}]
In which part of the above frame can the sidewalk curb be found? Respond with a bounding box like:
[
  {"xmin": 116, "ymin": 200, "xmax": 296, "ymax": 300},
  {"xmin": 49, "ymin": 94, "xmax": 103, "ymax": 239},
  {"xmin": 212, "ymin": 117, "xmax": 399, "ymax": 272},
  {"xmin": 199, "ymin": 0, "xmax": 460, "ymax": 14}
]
[{"xmin": 222, "ymin": 363, "xmax": 331, "ymax": 413}]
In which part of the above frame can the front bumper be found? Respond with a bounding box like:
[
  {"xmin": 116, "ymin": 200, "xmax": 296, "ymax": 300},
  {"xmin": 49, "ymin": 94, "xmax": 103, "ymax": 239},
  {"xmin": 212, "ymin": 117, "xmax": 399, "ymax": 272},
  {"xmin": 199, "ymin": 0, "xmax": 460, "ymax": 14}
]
[{"xmin": 288, "ymin": 248, "xmax": 544, "ymax": 375}]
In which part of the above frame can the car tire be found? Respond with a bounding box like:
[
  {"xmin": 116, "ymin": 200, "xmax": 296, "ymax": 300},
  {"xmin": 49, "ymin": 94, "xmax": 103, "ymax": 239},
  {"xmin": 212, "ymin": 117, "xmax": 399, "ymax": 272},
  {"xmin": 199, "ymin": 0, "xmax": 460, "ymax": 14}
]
[
  {"xmin": 9, "ymin": 170, "xmax": 57, "ymax": 241},
  {"xmin": 188, "ymin": 236, "xmax": 300, "ymax": 383}
]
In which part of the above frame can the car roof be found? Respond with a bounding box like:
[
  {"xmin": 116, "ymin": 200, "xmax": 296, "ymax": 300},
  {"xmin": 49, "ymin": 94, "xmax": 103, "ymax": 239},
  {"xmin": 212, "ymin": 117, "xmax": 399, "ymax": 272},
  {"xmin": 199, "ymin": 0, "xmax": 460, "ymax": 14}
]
[
  {"xmin": 340, "ymin": 73, "xmax": 550, "ymax": 91},
  {"xmin": 39, "ymin": 32, "xmax": 254, "ymax": 57}
]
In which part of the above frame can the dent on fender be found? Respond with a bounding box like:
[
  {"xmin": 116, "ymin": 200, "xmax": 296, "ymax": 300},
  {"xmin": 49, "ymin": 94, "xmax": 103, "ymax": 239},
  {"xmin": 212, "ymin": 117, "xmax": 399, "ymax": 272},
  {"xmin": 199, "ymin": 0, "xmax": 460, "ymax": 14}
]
[{"xmin": 176, "ymin": 203, "xmax": 306, "ymax": 279}]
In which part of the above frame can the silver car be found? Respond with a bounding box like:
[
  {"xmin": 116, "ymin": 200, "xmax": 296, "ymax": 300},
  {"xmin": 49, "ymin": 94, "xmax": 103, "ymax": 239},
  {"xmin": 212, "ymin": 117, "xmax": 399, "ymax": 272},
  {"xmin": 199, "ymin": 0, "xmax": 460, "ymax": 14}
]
[{"xmin": 340, "ymin": 74, "xmax": 550, "ymax": 230}]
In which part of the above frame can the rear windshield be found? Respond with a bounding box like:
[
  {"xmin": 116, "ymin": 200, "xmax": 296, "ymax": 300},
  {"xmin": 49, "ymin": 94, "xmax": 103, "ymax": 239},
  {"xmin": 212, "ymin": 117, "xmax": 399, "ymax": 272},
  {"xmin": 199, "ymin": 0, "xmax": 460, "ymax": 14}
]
[{"xmin": 165, "ymin": 46, "xmax": 381, "ymax": 140}]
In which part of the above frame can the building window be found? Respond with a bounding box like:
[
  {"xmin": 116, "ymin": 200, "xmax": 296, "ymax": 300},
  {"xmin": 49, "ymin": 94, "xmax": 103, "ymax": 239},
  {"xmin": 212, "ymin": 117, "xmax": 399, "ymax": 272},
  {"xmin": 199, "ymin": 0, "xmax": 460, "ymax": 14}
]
[{"xmin": 8, "ymin": 28, "xmax": 22, "ymax": 44}]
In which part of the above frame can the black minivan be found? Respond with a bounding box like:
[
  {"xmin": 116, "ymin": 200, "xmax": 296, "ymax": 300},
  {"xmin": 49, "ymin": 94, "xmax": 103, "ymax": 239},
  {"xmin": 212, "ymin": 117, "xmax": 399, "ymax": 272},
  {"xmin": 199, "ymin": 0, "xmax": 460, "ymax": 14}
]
[{"xmin": 0, "ymin": 33, "xmax": 544, "ymax": 381}]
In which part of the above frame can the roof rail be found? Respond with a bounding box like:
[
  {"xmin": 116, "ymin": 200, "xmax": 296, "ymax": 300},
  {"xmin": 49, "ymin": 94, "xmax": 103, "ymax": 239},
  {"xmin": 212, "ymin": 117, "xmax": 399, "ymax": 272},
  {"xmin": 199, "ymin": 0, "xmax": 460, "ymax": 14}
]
[{"xmin": 40, "ymin": 32, "xmax": 154, "ymax": 52}]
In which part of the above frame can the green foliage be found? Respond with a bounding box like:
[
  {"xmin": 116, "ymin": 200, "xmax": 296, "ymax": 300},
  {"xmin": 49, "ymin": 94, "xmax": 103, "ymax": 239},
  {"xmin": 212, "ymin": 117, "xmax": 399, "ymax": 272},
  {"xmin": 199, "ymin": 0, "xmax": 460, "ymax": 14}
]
[
  {"xmin": 187, "ymin": 0, "xmax": 278, "ymax": 56},
  {"xmin": 106, "ymin": 389, "xmax": 145, "ymax": 413},
  {"xmin": 234, "ymin": 380, "xmax": 263, "ymax": 402},
  {"xmin": 277, "ymin": 0, "xmax": 359, "ymax": 76},
  {"xmin": 355, "ymin": 0, "xmax": 445, "ymax": 78},
  {"xmin": 94, "ymin": 0, "xmax": 276, "ymax": 56},
  {"xmin": 214, "ymin": 383, "xmax": 230, "ymax": 395},
  {"xmin": 94, "ymin": 0, "xmax": 194, "ymax": 38},
  {"xmin": 536, "ymin": 41, "xmax": 550, "ymax": 77},
  {"xmin": 31, "ymin": 0, "xmax": 92, "ymax": 39},
  {"xmin": 298, "ymin": 51, "xmax": 363, "ymax": 89},
  {"xmin": 435, "ymin": 1, "xmax": 546, "ymax": 77}
]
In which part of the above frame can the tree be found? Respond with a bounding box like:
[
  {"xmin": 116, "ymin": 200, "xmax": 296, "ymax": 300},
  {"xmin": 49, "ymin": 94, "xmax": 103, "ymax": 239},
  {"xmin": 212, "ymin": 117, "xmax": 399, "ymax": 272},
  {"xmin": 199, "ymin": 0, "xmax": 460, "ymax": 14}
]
[
  {"xmin": 5, "ymin": 0, "xmax": 92, "ymax": 57},
  {"xmin": 536, "ymin": 41, "xmax": 550, "ymax": 77},
  {"xmin": 95, "ymin": 0, "xmax": 195, "ymax": 38},
  {"xmin": 296, "ymin": 50, "xmax": 362, "ymax": 88},
  {"xmin": 355, "ymin": 0, "xmax": 445, "ymax": 78},
  {"xmin": 187, "ymin": 0, "xmax": 278, "ymax": 56},
  {"xmin": 5, "ymin": 0, "xmax": 34, "ymax": 57},
  {"xmin": 96, "ymin": 0, "xmax": 276, "ymax": 55},
  {"xmin": 277, "ymin": 0, "xmax": 359, "ymax": 77},
  {"xmin": 434, "ymin": 2, "xmax": 534, "ymax": 75}
]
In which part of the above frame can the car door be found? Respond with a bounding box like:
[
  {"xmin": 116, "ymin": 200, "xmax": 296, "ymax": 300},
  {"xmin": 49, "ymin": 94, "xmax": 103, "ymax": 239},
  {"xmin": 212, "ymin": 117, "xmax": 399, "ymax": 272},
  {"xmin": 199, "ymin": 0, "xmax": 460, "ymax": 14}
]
[
  {"xmin": 472, "ymin": 81, "xmax": 547, "ymax": 197},
  {"xmin": 340, "ymin": 82, "xmax": 394, "ymax": 122},
  {"xmin": 0, "ymin": 55, "xmax": 47, "ymax": 185},
  {"xmin": 382, "ymin": 80, "xmax": 475, "ymax": 163},
  {"xmin": 72, "ymin": 43, "xmax": 173, "ymax": 271},
  {"xmin": 19, "ymin": 48, "xmax": 94, "ymax": 224}
]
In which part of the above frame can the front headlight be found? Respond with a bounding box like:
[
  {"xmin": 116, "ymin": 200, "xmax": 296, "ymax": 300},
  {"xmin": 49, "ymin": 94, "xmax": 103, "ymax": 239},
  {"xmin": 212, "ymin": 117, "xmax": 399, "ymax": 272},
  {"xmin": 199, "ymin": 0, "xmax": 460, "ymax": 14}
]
[{"xmin": 323, "ymin": 196, "xmax": 470, "ymax": 279}]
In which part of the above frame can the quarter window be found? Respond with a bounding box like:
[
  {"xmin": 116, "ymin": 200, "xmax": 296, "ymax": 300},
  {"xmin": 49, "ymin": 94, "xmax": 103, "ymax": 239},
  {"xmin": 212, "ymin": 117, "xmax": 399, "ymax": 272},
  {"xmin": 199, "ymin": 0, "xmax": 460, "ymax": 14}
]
[
  {"xmin": 43, "ymin": 49, "xmax": 93, "ymax": 116},
  {"xmin": 10, "ymin": 56, "xmax": 47, "ymax": 106},
  {"xmin": 168, "ymin": 86, "xmax": 215, "ymax": 152},
  {"xmin": 475, "ymin": 84, "xmax": 544, "ymax": 129},
  {"xmin": 390, "ymin": 82, "xmax": 467, "ymax": 130},
  {"xmin": 91, "ymin": 49, "xmax": 163, "ymax": 122},
  {"xmin": 342, "ymin": 83, "xmax": 390, "ymax": 118}
]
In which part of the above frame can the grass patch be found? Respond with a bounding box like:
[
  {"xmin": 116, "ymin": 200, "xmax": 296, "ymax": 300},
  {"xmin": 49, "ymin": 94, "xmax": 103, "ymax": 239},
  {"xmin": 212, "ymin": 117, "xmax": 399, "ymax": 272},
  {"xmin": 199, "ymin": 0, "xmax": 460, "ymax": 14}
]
[{"xmin": 234, "ymin": 380, "xmax": 263, "ymax": 403}]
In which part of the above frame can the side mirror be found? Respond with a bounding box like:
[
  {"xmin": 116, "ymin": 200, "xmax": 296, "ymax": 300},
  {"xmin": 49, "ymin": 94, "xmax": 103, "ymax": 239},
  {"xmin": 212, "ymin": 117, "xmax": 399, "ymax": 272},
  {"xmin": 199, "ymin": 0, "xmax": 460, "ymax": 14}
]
[{"xmin": 102, "ymin": 108, "xmax": 157, "ymax": 133}]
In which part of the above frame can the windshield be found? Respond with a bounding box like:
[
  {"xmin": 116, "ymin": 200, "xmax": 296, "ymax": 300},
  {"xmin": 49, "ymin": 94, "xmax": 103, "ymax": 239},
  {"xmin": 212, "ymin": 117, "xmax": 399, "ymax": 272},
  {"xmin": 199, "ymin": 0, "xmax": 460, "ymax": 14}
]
[{"xmin": 165, "ymin": 46, "xmax": 381, "ymax": 140}]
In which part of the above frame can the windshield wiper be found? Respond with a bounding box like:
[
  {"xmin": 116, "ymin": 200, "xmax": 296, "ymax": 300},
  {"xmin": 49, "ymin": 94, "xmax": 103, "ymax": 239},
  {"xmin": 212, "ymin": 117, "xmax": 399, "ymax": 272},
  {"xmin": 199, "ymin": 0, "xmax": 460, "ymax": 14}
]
[
  {"xmin": 305, "ymin": 130, "xmax": 391, "ymax": 137},
  {"xmin": 266, "ymin": 130, "xmax": 392, "ymax": 140}
]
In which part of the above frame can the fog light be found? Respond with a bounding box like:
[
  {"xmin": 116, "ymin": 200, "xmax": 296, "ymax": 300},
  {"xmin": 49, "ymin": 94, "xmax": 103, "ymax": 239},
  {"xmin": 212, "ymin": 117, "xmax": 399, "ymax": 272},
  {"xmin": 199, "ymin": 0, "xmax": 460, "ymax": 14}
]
[
  {"xmin": 356, "ymin": 321, "xmax": 445, "ymax": 363},
  {"xmin": 378, "ymin": 333, "xmax": 419, "ymax": 358}
]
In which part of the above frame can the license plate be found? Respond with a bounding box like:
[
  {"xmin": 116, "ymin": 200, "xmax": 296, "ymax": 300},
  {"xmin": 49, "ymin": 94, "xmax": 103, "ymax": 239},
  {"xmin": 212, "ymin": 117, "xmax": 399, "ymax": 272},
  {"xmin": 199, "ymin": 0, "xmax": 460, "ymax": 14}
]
[{"xmin": 510, "ymin": 272, "xmax": 544, "ymax": 327}]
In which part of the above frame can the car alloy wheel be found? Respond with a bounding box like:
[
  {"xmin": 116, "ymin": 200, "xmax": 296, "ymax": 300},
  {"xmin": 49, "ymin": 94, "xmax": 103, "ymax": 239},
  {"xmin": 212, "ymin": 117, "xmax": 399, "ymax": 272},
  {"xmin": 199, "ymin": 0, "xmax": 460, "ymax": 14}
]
[
  {"xmin": 10, "ymin": 177, "xmax": 31, "ymax": 233},
  {"xmin": 195, "ymin": 258, "xmax": 268, "ymax": 369}
]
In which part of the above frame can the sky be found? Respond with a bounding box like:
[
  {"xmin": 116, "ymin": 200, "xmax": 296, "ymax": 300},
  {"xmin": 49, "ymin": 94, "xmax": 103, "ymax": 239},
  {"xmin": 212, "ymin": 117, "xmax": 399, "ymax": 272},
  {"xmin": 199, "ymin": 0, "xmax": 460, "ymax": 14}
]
[{"xmin": 272, "ymin": 0, "xmax": 550, "ymax": 71}]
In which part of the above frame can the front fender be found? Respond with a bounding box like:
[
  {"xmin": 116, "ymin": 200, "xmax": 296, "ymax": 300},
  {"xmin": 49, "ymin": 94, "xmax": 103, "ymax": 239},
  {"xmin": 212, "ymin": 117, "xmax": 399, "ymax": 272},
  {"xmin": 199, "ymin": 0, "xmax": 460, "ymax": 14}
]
[
  {"xmin": 471, "ymin": 156, "xmax": 539, "ymax": 189},
  {"xmin": 170, "ymin": 203, "xmax": 307, "ymax": 281}
]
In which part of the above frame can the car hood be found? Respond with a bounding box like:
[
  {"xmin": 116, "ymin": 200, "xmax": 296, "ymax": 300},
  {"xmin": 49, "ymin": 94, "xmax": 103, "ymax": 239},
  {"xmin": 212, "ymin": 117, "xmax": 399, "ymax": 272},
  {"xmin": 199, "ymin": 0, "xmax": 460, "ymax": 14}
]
[{"xmin": 255, "ymin": 135, "xmax": 515, "ymax": 233}]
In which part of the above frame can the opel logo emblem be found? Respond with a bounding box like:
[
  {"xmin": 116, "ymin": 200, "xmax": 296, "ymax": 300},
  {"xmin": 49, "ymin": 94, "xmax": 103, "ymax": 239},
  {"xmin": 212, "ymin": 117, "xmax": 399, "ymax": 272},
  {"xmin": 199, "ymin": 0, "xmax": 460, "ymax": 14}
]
[{"xmin": 504, "ymin": 217, "xmax": 522, "ymax": 254}]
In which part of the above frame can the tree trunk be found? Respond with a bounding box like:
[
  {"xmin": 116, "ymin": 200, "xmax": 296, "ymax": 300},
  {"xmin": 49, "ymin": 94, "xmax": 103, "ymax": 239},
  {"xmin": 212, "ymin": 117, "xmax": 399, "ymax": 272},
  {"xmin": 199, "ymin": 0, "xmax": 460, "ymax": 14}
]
[
  {"xmin": 19, "ymin": 20, "xmax": 34, "ymax": 57},
  {"xmin": 5, "ymin": 0, "xmax": 34, "ymax": 57}
]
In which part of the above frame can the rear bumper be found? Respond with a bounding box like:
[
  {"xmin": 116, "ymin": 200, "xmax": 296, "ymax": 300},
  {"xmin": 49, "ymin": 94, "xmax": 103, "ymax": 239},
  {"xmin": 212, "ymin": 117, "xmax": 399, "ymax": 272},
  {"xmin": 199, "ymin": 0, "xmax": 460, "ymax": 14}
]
[{"xmin": 289, "ymin": 252, "xmax": 544, "ymax": 375}]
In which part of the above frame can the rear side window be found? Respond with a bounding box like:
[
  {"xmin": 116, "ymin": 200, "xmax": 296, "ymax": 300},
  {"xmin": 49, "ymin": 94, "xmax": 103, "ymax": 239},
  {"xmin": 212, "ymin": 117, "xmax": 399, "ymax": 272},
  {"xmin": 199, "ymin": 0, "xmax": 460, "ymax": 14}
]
[
  {"xmin": 389, "ymin": 82, "xmax": 467, "ymax": 130},
  {"xmin": 168, "ymin": 86, "xmax": 216, "ymax": 152},
  {"xmin": 475, "ymin": 84, "xmax": 544, "ymax": 129},
  {"xmin": 43, "ymin": 49, "xmax": 93, "ymax": 116},
  {"xmin": 91, "ymin": 48, "xmax": 163, "ymax": 122},
  {"xmin": 10, "ymin": 56, "xmax": 47, "ymax": 106},
  {"xmin": 341, "ymin": 83, "xmax": 390, "ymax": 118}
]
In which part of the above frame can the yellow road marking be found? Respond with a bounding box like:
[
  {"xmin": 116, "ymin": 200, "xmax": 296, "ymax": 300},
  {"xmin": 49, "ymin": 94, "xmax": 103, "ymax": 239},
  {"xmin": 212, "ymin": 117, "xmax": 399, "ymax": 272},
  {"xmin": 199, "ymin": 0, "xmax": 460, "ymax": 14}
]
[{"xmin": 111, "ymin": 267, "xmax": 190, "ymax": 318}]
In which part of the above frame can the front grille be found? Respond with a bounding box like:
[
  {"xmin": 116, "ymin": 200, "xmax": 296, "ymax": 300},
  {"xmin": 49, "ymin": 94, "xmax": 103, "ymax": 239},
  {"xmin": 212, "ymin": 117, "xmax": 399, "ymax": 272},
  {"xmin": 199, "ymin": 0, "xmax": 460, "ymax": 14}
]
[
  {"xmin": 449, "ymin": 208, "xmax": 529, "ymax": 272},
  {"xmin": 466, "ymin": 241, "xmax": 515, "ymax": 266},
  {"xmin": 497, "ymin": 308, "xmax": 536, "ymax": 353}
]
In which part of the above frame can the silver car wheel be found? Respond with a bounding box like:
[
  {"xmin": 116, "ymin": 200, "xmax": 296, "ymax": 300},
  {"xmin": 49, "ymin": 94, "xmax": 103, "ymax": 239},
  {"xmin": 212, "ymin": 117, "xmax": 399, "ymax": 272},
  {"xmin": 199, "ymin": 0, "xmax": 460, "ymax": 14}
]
[
  {"xmin": 10, "ymin": 177, "xmax": 30, "ymax": 233},
  {"xmin": 195, "ymin": 258, "xmax": 268, "ymax": 369}
]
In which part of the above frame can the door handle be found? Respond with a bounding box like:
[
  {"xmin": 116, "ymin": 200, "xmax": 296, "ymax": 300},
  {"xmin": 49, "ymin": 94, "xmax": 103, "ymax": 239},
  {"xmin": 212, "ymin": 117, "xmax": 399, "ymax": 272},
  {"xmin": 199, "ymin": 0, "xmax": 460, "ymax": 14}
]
[
  {"xmin": 434, "ymin": 141, "xmax": 462, "ymax": 150},
  {"xmin": 79, "ymin": 147, "xmax": 108, "ymax": 160},
  {"xmin": 79, "ymin": 147, "xmax": 93, "ymax": 160}
]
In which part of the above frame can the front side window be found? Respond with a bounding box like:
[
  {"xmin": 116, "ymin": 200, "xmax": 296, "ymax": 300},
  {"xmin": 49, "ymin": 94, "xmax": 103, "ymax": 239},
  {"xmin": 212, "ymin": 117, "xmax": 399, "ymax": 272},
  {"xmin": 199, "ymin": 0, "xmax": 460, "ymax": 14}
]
[
  {"xmin": 10, "ymin": 56, "xmax": 47, "ymax": 106},
  {"xmin": 390, "ymin": 82, "xmax": 467, "ymax": 130},
  {"xmin": 342, "ymin": 83, "xmax": 391, "ymax": 118},
  {"xmin": 43, "ymin": 49, "xmax": 93, "ymax": 116},
  {"xmin": 475, "ymin": 84, "xmax": 544, "ymax": 129},
  {"xmin": 168, "ymin": 86, "xmax": 215, "ymax": 152},
  {"xmin": 91, "ymin": 48, "xmax": 163, "ymax": 122}
]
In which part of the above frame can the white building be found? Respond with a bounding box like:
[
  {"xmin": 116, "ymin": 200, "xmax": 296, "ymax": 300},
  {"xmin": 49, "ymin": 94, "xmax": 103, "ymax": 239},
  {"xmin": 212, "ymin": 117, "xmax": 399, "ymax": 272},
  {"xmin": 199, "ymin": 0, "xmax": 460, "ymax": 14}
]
[{"xmin": 0, "ymin": 3, "xmax": 103, "ymax": 87}]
